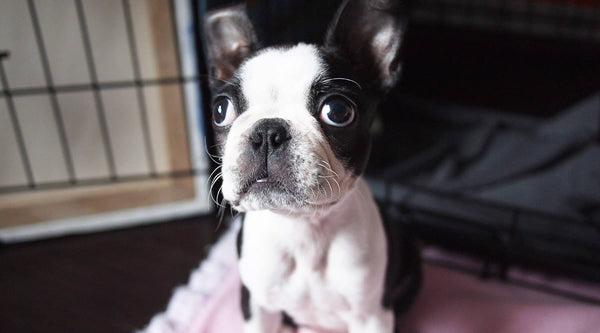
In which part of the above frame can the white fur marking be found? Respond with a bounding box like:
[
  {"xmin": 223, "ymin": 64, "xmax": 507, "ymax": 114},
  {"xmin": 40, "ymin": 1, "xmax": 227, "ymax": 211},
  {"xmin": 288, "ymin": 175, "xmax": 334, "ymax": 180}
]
[
  {"xmin": 240, "ymin": 179, "xmax": 392, "ymax": 332},
  {"xmin": 240, "ymin": 44, "xmax": 323, "ymax": 115}
]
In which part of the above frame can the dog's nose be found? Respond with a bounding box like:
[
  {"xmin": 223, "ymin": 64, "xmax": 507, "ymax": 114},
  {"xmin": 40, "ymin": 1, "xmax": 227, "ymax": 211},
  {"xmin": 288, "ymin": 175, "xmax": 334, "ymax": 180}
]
[{"xmin": 249, "ymin": 118, "xmax": 291, "ymax": 155}]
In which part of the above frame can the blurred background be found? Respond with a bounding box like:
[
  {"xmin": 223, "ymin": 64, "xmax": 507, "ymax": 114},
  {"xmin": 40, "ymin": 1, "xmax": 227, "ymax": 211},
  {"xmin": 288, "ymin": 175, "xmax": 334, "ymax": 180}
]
[{"xmin": 1, "ymin": 0, "xmax": 599, "ymax": 332}]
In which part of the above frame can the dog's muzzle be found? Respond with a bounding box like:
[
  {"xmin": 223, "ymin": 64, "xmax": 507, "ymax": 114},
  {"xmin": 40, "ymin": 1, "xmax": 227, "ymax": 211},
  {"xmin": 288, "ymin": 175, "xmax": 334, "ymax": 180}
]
[
  {"xmin": 239, "ymin": 118, "xmax": 292, "ymax": 193},
  {"xmin": 249, "ymin": 118, "xmax": 291, "ymax": 161}
]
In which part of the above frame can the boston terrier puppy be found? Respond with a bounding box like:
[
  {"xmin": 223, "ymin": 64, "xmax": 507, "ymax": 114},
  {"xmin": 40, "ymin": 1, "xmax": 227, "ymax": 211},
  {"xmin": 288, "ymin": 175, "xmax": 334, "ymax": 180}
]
[{"xmin": 203, "ymin": 1, "xmax": 421, "ymax": 332}]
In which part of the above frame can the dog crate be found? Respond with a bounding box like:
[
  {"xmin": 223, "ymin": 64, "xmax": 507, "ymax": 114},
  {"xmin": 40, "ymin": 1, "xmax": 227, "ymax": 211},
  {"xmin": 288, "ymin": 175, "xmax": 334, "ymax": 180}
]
[
  {"xmin": 198, "ymin": 0, "xmax": 600, "ymax": 304},
  {"xmin": 0, "ymin": 0, "xmax": 211, "ymax": 242},
  {"xmin": 366, "ymin": 0, "xmax": 600, "ymax": 299}
]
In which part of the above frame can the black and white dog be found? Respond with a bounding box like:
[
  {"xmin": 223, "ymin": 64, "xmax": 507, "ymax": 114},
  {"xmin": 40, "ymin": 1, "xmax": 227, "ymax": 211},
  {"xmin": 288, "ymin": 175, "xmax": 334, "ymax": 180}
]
[{"xmin": 203, "ymin": 0, "xmax": 421, "ymax": 332}]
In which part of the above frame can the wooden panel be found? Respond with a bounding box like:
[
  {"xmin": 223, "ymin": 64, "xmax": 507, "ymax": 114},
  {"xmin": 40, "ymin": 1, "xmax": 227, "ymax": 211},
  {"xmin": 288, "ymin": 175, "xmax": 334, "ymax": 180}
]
[
  {"xmin": 0, "ymin": 98, "xmax": 28, "ymax": 187},
  {"xmin": 130, "ymin": 0, "xmax": 180, "ymax": 80},
  {"xmin": 0, "ymin": 177, "xmax": 194, "ymax": 229},
  {"xmin": 157, "ymin": 83, "xmax": 191, "ymax": 172},
  {"xmin": 57, "ymin": 91, "xmax": 110, "ymax": 180},
  {"xmin": 34, "ymin": 0, "xmax": 90, "ymax": 85},
  {"xmin": 0, "ymin": 0, "xmax": 45, "ymax": 89},
  {"xmin": 81, "ymin": 0, "xmax": 134, "ymax": 82},
  {"xmin": 101, "ymin": 87, "xmax": 150, "ymax": 177},
  {"xmin": 0, "ymin": 0, "xmax": 197, "ymax": 229},
  {"xmin": 13, "ymin": 94, "xmax": 69, "ymax": 184},
  {"xmin": 143, "ymin": 85, "xmax": 170, "ymax": 174}
]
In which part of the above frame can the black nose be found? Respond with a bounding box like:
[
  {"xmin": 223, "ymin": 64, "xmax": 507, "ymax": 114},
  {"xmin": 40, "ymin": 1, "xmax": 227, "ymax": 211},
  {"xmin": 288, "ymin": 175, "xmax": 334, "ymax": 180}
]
[{"xmin": 249, "ymin": 118, "xmax": 291, "ymax": 156}]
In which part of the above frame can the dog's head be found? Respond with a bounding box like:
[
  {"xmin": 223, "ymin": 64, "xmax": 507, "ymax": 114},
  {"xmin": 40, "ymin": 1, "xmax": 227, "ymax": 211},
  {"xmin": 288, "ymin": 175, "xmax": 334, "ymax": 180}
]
[{"xmin": 204, "ymin": 0, "xmax": 406, "ymax": 214}]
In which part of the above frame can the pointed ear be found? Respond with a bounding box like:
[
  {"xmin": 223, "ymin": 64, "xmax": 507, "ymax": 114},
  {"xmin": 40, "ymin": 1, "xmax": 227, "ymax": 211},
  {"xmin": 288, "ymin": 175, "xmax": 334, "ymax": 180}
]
[
  {"xmin": 326, "ymin": 0, "xmax": 407, "ymax": 92},
  {"xmin": 203, "ymin": 5, "xmax": 257, "ymax": 89}
]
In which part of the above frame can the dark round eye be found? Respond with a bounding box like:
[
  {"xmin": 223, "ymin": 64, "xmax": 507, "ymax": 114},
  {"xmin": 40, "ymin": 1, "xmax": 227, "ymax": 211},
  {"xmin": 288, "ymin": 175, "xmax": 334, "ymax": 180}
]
[
  {"xmin": 319, "ymin": 96, "xmax": 355, "ymax": 127},
  {"xmin": 212, "ymin": 97, "xmax": 237, "ymax": 127}
]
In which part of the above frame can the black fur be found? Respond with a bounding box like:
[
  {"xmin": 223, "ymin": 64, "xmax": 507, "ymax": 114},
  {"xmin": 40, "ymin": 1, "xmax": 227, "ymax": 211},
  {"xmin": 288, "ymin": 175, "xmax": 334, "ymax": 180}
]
[
  {"xmin": 282, "ymin": 312, "xmax": 298, "ymax": 329},
  {"xmin": 236, "ymin": 217, "xmax": 244, "ymax": 258},
  {"xmin": 237, "ymin": 219, "xmax": 255, "ymax": 323},
  {"xmin": 309, "ymin": 55, "xmax": 379, "ymax": 177},
  {"xmin": 325, "ymin": 0, "xmax": 407, "ymax": 93},
  {"xmin": 241, "ymin": 283, "xmax": 252, "ymax": 321},
  {"xmin": 381, "ymin": 219, "xmax": 422, "ymax": 317},
  {"xmin": 210, "ymin": 77, "xmax": 247, "ymax": 155}
]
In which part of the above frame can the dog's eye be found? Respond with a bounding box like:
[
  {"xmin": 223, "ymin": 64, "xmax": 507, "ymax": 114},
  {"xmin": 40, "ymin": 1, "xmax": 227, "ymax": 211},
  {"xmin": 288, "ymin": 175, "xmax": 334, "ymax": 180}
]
[
  {"xmin": 212, "ymin": 97, "xmax": 237, "ymax": 127},
  {"xmin": 319, "ymin": 97, "xmax": 355, "ymax": 127}
]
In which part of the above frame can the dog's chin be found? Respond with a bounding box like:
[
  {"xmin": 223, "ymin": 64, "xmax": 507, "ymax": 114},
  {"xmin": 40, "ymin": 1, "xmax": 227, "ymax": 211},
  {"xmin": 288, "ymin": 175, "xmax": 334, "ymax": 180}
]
[{"xmin": 227, "ymin": 177, "xmax": 343, "ymax": 214}]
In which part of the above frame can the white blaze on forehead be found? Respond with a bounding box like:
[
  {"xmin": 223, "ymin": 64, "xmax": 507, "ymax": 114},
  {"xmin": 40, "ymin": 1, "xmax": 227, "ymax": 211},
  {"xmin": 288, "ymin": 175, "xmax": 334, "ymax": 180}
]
[{"xmin": 239, "ymin": 43, "xmax": 324, "ymax": 115}]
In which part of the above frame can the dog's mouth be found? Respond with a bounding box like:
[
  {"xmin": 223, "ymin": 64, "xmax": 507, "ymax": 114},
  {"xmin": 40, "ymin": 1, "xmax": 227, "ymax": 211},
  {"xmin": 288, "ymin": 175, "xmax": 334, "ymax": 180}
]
[
  {"xmin": 239, "ymin": 172, "xmax": 289, "ymax": 195},
  {"xmin": 225, "ymin": 148, "xmax": 350, "ymax": 212},
  {"xmin": 232, "ymin": 171, "xmax": 344, "ymax": 212},
  {"xmin": 232, "ymin": 173, "xmax": 297, "ymax": 210}
]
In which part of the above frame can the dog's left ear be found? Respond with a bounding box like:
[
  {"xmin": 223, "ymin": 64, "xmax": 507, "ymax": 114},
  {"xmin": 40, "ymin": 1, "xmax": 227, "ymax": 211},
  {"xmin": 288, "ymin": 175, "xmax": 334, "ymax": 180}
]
[
  {"xmin": 325, "ymin": 0, "xmax": 407, "ymax": 92},
  {"xmin": 203, "ymin": 5, "xmax": 257, "ymax": 90}
]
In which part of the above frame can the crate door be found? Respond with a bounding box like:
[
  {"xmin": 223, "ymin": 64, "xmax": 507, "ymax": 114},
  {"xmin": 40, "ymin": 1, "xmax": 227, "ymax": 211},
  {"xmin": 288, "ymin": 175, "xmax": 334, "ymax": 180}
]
[{"xmin": 0, "ymin": 0, "xmax": 210, "ymax": 242}]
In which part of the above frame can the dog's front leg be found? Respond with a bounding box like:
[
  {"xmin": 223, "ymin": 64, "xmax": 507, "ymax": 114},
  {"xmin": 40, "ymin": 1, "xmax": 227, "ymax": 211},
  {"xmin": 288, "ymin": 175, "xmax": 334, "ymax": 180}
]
[
  {"xmin": 242, "ymin": 286, "xmax": 286, "ymax": 333},
  {"xmin": 346, "ymin": 307, "xmax": 395, "ymax": 333}
]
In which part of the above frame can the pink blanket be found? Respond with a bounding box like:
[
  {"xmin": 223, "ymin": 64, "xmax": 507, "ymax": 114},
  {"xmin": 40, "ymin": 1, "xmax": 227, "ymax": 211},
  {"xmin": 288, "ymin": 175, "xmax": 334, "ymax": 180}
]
[
  {"xmin": 142, "ymin": 220, "xmax": 600, "ymax": 333},
  {"xmin": 185, "ymin": 265, "xmax": 600, "ymax": 333}
]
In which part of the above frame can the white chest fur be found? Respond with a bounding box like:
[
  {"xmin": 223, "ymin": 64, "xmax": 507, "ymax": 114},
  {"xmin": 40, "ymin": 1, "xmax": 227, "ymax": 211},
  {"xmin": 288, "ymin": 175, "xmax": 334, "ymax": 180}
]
[{"xmin": 238, "ymin": 179, "xmax": 388, "ymax": 331}]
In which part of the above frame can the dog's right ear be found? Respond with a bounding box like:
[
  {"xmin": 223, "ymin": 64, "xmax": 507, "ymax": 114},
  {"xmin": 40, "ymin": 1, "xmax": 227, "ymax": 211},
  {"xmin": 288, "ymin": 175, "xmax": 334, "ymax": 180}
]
[
  {"xmin": 203, "ymin": 5, "xmax": 257, "ymax": 89},
  {"xmin": 325, "ymin": 0, "xmax": 408, "ymax": 93}
]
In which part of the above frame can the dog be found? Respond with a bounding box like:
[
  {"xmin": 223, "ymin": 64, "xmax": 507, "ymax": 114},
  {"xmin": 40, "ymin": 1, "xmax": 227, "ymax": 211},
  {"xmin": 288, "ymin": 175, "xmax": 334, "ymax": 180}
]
[{"xmin": 203, "ymin": 0, "xmax": 421, "ymax": 332}]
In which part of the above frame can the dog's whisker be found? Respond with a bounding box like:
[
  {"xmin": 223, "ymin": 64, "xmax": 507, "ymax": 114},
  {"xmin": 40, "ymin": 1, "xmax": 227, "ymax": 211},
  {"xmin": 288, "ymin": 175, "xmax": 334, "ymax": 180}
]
[
  {"xmin": 207, "ymin": 165, "xmax": 223, "ymax": 182},
  {"xmin": 319, "ymin": 171, "xmax": 340, "ymax": 196},
  {"xmin": 322, "ymin": 177, "xmax": 333, "ymax": 199},
  {"xmin": 199, "ymin": 73, "xmax": 237, "ymax": 87},
  {"xmin": 216, "ymin": 185, "xmax": 224, "ymax": 204},
  {"xmin": 209, "ymin": 174, "xmax": 222, "ymax": 197},
  {"xmin": 209, "ymin": 141, "xmax": 226, "ymax": 149},
  {"xmin": 211, "ymin": 194, "xmax": 225, "ymax": 209},
  {"xmin": 306, "ymin": 187, "xmax": 317, "ymax": 206},
  {"xmin": 328, "ymin": 178, "xmax": 336, "ymax": 201},
  {"xmin": 214, "ymin": 188, "xmax": 228, "ymax": 231},
  {"xmin": 209, "ymin": 170, "xmax": 222, "ymax": 188},
  {"xmin": 318, "ymin": 174, "xmax": 336, "ymax": 179},
  {"xmin": 323, "ymin": 177, "xmax": 334, "ymax": 200},
  {"xmin": 332, "ymin": 177, "xmax": 342, "ymax": 197},
  {"xmin": 215, "ymin": 202, "xmax": 226, "ymax": 231},
  {"xmin": 321, "ymin": 77, "xmax": 362, "ymax": 90},
  {"xmin": 215, "ymin": 211, "xmax": 223, "ymax": 230},
  {"xmin": 207, "ymin": 152, "xmax": 222, "ymax": 165},
  {"xmin": 318, "ymin": 161, "xmax": 340, "ymax": 179},
  {"xmin": 202, "ymin": 167, "xmax": 219, "ymax": 189},
  {"xmin": 316, "ymin": 181, "xmax": 325, "ymax": 201},
  {"xmin": 317, "ymin": 163, "xmax": 333, "ymax": 175},
  {"xmin": 203, "ymin": 137, "xmax": 223, "ymax": 165},
  {"xmin": 327, "ymin": 168, "xmax": 340, "ymax": 180},
  {"xmin": 209, "ymin": 174, "xmax": 226, "ymax": 209}
]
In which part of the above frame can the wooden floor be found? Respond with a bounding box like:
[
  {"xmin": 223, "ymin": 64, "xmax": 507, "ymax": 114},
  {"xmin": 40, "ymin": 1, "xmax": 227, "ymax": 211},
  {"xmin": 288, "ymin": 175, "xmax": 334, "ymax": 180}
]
[{"xmin": 0, "ymin": 215, "xmax": 223, "ymax": 333}]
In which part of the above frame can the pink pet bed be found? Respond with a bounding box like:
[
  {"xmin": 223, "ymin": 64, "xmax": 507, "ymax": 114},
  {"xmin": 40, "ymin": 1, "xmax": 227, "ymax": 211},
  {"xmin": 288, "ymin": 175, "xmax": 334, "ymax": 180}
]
[{"xmin": 142, "ymin": 218, "xmax": 600, "ymax": 333}]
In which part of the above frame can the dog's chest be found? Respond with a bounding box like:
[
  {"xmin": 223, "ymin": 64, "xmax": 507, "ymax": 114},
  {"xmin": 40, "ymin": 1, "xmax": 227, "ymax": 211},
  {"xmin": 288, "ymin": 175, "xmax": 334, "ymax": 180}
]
[{"xmin": 239, "ymin": 210, "xmax": 369, "ymax": 330}]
